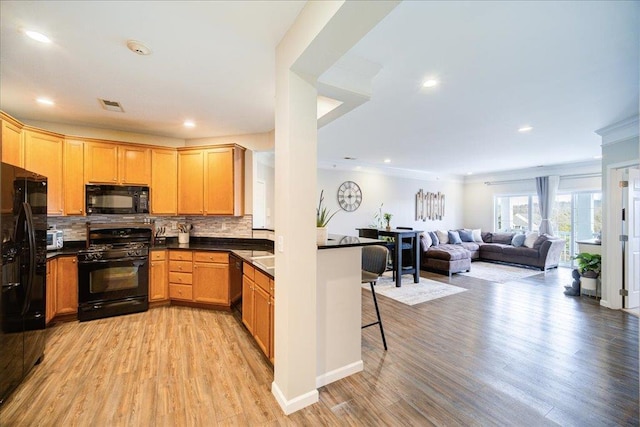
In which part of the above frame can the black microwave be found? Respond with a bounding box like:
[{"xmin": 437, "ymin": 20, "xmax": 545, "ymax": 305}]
[{"xmin": 86, "ymin": 185, "xmax": 149, "ymax": 215}]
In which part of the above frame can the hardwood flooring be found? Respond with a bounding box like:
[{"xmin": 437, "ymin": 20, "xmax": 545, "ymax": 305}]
[{"xmin": 1, "ymin": 267, "xmax": 637, "ymax": 426}]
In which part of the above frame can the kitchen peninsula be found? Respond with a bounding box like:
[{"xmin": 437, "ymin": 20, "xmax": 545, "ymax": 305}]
[{"xmin": 315, "ymin": 234, "xmax": 385, "ymax": 387}]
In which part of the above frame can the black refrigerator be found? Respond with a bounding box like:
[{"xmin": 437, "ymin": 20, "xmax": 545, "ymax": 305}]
[{"xmin": 0, "ymin": 162, "xmax": 47, "ymax": 405}]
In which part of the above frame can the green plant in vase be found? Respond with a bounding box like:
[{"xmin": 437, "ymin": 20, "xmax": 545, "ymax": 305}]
[
  {"xmin": 573, "ymin": 252, "xmax": 601, "ymax": 278},
  {"xmin": 383, "ymin": 212, "xmax": 393, "ymax": 230},
  {"xmin": 316, "ymin": 190, "xmax": 337, "ymax": 244}
]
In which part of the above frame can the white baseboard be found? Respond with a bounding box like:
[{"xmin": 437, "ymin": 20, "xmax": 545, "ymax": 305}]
[
  {"xmin": 315, "ymin": 360, "xmax": 363, "ymax": 388},
  {"xmin": 271, "ymin": 381, "xmax": 319, "ymax": 415}
]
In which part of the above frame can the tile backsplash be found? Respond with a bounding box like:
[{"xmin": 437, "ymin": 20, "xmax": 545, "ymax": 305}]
[{"xmin": 49, "ymin": 214, "xmax": 253, "ymax": 242}]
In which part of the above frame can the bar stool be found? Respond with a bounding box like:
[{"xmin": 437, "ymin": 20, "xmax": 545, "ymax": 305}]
[{"xmin": 361, "ymin": 245, "xmax": 389, "ymax": 350}]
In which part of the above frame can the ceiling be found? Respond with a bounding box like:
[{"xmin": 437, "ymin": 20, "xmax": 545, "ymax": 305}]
[{"xmin": 1, "ymin": 1, "xmax": 638, "ymax": 177}]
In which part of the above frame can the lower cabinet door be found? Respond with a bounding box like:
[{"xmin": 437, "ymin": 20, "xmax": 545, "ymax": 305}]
[
  {"xmin": 193, "ymin": 262, "xmax": 229, "ymax": 305},
  {"xmin": 242, "ymin": 276, "xmax": 254, "ymax": 334},
  {"xmin": 253, "ymin": 286, "xmax": 271, "ymax": 357}
]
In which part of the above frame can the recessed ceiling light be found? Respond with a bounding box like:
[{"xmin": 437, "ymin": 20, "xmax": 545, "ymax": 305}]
[
  {"xmin": 593, "ymin": 155, "xmax": 602, "ymax": 159},
  {"xmin": 422, "ymin": 79, "xmax": 439, "ymax": 88},
  {"xmin": 383, "ymin": 159, "xmax": 391, "ymax": 163},
  {"xmin": 36, "ymin": 98, "xmax": 54, "ymax": 106},
  {"xmin": 183, "ymin": 120, "xmax": 195, "ymax": 128},
  {"xmin": 126, "ymin": 40, "xmax": 152, "ymax": 56},
  {"xmin": 24, "ymin": 30, "xmax": 51, "ymax": 43},
  {"xmin": 518, "ymin": 126, "xmax": 533, "ymax": 133},
  {"xmin": 466, "ymin": 172, "xmax": 473, "ymax": 175}
]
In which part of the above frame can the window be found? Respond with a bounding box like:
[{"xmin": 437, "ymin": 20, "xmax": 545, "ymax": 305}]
[
  {"xmin": 495, "ymin": 195, "xmax": 540, "ymax": 232},
  {"xmin": 495, "ymin": 192, "xmax": 601, "ymax": 266}
]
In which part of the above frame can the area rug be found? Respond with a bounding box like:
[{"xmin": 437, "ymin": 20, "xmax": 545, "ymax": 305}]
[
  {"xmin": 362, "ymin": 274, "xmax": 466, "ymax": 306},
  {"xmin": 459, "ymin": 261, "xmax": 542, "ymax": 283}
]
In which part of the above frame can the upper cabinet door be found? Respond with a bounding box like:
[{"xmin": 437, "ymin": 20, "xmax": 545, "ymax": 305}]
[
  {"xmin": 63, "ymin": 139, "xmax": 85, "ymax": 215},
  {"xmin": 24, "ymin": 129, "xmax": 64, "ymax": 216},
  {"xmin": 151, "ymin": 149, "xmax": 177, "ymax": 215},
  {"xmin": 85, "ymin": 141, "xmax": 118, "ymax": 184},
  {"xmin": 177, "ymin": 150, "xmax": 204, "ymax": 215},
  {"xmin": 85, "ymin": 141, "xmax": 151, "ymax": 185},
  {"xmin": 120, "ymin": 145, "xmax": 151, "ymax": 185},
  {"xmin": 1, "ymin": 118, "xmax": 24, "ymax": 167},
  {"xmin": 204, "ymin": 148, "xmax": 234, "ymax": 215}
]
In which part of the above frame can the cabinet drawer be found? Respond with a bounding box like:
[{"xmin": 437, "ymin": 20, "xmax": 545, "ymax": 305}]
[
  {"xmin": 194, "ymin": 251, "xmax": 228, "ymax": 264},
  {"xmin": 169, "ymin": 260, "xmax": 193, "ymax": 273},
  {"xmin": 169, "ymin": 284, "xmax": 193, "ymax": 301},
  {"xmin": 169, "ymin": 251, "xmax": 193, "ymax": 261},
  {"xmin": 169, "ymin": 272, "xmax": 193, "ymax": 285},
  {"xmin": 151, "ymin": 250, "xmax": 166, "ymax": 261},
  {"xmin": 255, "ymin": 270, "xmax": 270, "ymax": 293},
  {"xmin": 243, "ymin": 263, "xmax": 254, "ymax": 280}
]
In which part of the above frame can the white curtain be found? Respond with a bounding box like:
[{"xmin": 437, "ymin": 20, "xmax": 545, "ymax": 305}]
[{"xmin": 536, "ymin": 175, "xmax": 560, "ymax": 235}]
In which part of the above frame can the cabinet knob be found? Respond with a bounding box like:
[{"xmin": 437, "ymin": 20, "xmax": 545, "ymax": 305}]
[{"xmin": 72, "ymin": 259, "xmax": 76, "ymax": 263}]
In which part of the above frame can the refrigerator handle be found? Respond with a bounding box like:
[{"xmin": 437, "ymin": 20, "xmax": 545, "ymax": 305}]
[{"xmin": 21, "ymin": 202, "xmax": 36, "ymax": 316}]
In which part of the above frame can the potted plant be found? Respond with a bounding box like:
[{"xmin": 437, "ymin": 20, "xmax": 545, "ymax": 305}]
[
  {"xmin": 573, "ymin": 252, "xmax": 601, "ymax": 291},
  {"xmin": 316, "ymin": 190, "xmax": 337, "ymax": 244},
  {"xmin": 383, "ymin": 212, "xmax": 393, "ymax": 231}
]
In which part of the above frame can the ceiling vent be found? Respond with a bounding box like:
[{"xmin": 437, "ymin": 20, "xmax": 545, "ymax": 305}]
[{"xmin": 99, "ymin": 98, "xmax": 124, "ymax": 112}]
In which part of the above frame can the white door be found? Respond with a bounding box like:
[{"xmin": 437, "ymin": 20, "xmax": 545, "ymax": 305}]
[{"xmin": 625, "ymin": 168, "xmax": 640, "ymax": 309}]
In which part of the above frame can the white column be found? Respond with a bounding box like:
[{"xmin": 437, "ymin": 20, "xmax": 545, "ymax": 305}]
[{"xmin": 272, "ymin": 1, "xmax": 400, "ymax": 414}]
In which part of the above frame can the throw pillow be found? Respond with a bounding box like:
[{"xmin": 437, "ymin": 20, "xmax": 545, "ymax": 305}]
[
  {"xmin": 459, "ymin": 229, "xmax": 474, "ymax": 242},
  {"xmin": 421, "ymin": 233, "xmax": 432, "ymax": 250},
  {"xmin": 492, "ymin": 232, "xmax": 516, "ymax": 245},
  {"xmin": 533, "ymin": 234, "xmax": 550, "ymax": 249},
  {"xmin": 481, "ymin": 231, "xmax": 492, "ymax": 243},
  {"xmin": 448, "ymin": 230, "xmax": 463, "ymax": 244},
  {"xmin": 428, "ymin": 231, "xmax": 440, "ymax": 246},
  {"xmin": 524, "ymin": 231, "xmax": 539, "ymax": 248},
  {"xmin": 436, "ymin": 230, "xmax": 449, "ymax": 245},
  {"xmin": 511, "ymin": 233, "xmax": 526, "ymax": 247},
  {"xmin": 472, "ymin": 229, "xmax": 483, "ymax": 242}
]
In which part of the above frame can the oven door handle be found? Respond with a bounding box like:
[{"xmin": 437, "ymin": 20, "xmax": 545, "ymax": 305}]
[{"xmin": 78, "ymin": 256, "xmax": 148, "ymax": 264}]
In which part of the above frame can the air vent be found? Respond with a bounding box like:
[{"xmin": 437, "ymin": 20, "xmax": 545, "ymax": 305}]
[{"xmin": 99, "ymin": 99, "xmax": 124, "ymax": 113}]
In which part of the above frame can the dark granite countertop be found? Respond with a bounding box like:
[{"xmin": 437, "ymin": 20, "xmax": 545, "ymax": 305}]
[
  {"xmin": 46, "ymin": 237, "xmax": 276, "ymax": 278},
  {"xmin": 318, "ymin": 234, "xmax": 386, "ymax": 250}
]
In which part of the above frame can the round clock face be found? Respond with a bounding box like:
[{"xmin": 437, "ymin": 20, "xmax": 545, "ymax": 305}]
[{"xmin": 337, "ymin": 181, "xmax": 362, "ymax": 212}]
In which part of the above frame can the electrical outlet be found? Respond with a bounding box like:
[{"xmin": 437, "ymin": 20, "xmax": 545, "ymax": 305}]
[{"xmin": 171, "ymin": 221, "xmax": 177, "ymax": 230}]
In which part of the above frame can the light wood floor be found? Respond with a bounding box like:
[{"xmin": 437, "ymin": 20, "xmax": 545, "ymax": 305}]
[{"xmin": 1, "ymin": 267, "xmax": 637, "ymax": 426}]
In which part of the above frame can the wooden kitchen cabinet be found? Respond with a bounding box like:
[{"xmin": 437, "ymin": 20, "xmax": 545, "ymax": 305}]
[
  {"xmin": 177, "ymin": 145, "xmax": 244, "ymax": 216},
  {"xmin": 120, "ymin": 145, "xmax": 151, "ymax": 185},
  {"xmin": 269, "ymin": 279, "xmax": 275, "ymax": 363},
  {"xmin": 55, "ymin": 256, "xmax": 78, "ymax": 316},
  {"xmin": 149, "ymin": 250, "xmax": 168, "ymax": 302},
  {"xmin": 1, "ymin": 113, "xmax": 24, "ymax": 167},
  {"xmin": 168, "ymin": 251, "xmax": 193, "ymax": 301},
  {"xmin": 85, "ymin": 141, "xmax": 118, "ymax": 183},
  {"xmin": 46, "ymin": 259, "xmax": 57, "ymax": 324},
  {"xmin": 193, "ymin": 252, "xmax": 229, "ymax": 305},
  {"xmin": 242, "ymin": 270, "xmax": 255, "ymax": 335},
  {"xmin": 85, "ymin": 140, "xmax": 151, "ymax": 185},
  {"xmin": 242, "ymin": 262, "xmax": 273, "ymax": 361},
  {"xmin": 177, "ymin": 150, "xmax": 204, "ymax": 214},
  {"xmin": 63, "ymin": 139, "xmax": 85, "ymax": 215},
  {"xmin": 24, "ymin": 128, "xmax": 64, "ymax": 216},
  {"xmin": 151, "ymin": 148, "xmax": 177, "ymax": 215}
]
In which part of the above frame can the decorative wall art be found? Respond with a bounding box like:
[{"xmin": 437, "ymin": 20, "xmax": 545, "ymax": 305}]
[{"xmin": 415, "ymin": 189, "xmax": 445, "ymax": 221}]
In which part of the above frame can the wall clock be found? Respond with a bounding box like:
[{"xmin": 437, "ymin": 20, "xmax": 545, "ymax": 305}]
[{"xmin": 337, "ymin": 181, "xmax": 362, "ymax": 212}]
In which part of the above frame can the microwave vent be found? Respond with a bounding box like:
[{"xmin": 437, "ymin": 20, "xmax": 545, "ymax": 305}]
[{"xmin": 99, "ymin": 98, "xmax": 124, "ymax": 113}]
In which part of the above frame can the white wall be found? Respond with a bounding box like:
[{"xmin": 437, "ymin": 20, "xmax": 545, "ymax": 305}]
[
  {"xmin": 463, "ymin": 161, "xmax": 602, "ymax": 232},
  {"xmin": 317, "ymin": 168, "xmax": 464, "ymax": 236}
]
